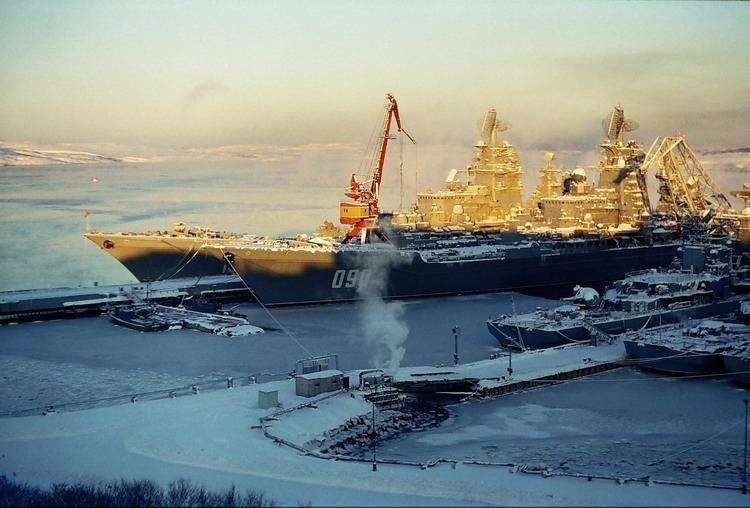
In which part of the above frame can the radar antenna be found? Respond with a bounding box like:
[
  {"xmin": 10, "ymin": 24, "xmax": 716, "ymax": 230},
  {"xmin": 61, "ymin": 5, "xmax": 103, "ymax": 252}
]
[
  {"xmin": 480, "ymin": 108, "xmax": 511, "ymax": 146},
  {"xmin": 543, "ymin": 151, "xmax": 556, "ymax": 169},
  {"xmin": 601, "ymin": 105, "xmax": 639, "ymax": 144}
]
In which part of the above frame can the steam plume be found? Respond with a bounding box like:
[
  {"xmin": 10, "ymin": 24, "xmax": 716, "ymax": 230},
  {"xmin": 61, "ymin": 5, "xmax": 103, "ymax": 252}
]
[{"xmin": 356, "ymin": 248, "xmax": 408, "ymax": 374}]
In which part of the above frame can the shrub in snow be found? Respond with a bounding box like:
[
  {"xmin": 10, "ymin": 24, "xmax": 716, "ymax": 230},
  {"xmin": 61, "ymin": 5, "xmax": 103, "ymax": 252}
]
[{"xmin": 0, "ymin": 475, "xmax": 276, "ymax": 507}]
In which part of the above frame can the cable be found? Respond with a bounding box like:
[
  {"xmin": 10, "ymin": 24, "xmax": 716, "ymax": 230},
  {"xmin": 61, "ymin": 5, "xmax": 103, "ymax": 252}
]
[
  {"xmin": 647, "ymin": 417, "xmax": 744, "ymax": 466},
  {"xmin": 216, "ymin": 245, "xmax": 313, "ymax": 358}
]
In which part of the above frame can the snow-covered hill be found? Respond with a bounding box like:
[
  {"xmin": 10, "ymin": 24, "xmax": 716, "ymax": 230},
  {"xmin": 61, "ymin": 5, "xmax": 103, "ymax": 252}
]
[{"xmin": 0, "ymin": 142, "xmax": 148, "ymax": 166}]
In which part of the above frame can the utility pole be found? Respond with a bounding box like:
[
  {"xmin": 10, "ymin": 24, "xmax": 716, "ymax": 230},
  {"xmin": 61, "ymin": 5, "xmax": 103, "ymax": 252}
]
[
  {"xmin": 508, "ymin": 348, "xmax": 513, "ymax": 378},
  {"xmin": 372, "ymin": 399, "xmax": 377, "ymax": 472},
  {"xmin": 452, "ymin": 326, "xmax": 460, "ymax": 366},
  {"xmin": 743, "ymin": 398, "xmax": 748, "ymax": 495}
]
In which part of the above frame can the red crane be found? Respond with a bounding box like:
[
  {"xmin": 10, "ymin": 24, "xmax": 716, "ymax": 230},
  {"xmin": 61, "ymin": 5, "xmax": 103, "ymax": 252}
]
[{"xmin": 340, "ymin": 94, "xmax": 415, "ymax": 240}]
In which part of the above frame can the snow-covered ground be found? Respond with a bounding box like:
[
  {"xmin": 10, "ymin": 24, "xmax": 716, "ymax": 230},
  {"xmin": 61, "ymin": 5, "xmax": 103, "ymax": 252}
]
[
  {"xmin": 1, "ymin": 378, "xmax": 747, "ymax": 506},
  {"xmin": 1, "ymin": 292, "xmax": 749, "ymax": 505}
]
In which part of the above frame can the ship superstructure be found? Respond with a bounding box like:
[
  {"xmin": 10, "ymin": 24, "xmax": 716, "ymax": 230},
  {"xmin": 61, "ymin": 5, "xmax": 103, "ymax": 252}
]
[
  {"xmin": 392, "ymin": 109, "xmax": 526, "ymax": 232},
  {"xmin": 392, "ymin": 105, "xmax": 651, "ymax": 236}
]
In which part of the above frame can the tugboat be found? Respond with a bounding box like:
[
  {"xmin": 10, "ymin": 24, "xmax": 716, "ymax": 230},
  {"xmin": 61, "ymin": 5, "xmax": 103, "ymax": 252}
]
[
  {"xmin": 624, "ymin": 319, "xmax": 750, "ymax": 376},
  {"xmin": 487, "ymin": 244, "xmax": 744, "ymax": 350}
]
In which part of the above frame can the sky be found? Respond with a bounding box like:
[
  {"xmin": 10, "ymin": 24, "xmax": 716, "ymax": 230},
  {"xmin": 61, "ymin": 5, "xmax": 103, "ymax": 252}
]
[{"xmin": 1, "ymin": 0, "xmax": 749, "ymax": 152}]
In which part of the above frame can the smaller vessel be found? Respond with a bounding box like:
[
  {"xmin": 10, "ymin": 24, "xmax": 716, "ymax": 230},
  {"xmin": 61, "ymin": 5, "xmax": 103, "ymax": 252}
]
[
  {"xmin": 487, "ymin": 243, "xmax": 743, "ymax": 350},
  {"xmin": 109, "ymin": 302, "xmax": 262, "ymax": 336},
  {"xmin": 110, "ymin": 304, "xmax": 171, "ymax": 332},
  {"xmin": 624, "ymin": 319, "xmax": 750, "ymax": 376}
]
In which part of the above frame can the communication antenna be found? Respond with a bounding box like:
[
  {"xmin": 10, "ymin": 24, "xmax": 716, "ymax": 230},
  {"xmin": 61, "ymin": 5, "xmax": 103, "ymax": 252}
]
[
  {"xmin": 480, "ymin": 108, "xmax": 511, "ymax": 146},
  {"xmin": 543, "ymin": 151, "xmax": 556, "ymax": 169},
  {"xmin": 601, "ymin": 105, "xmax": 639, "ymax": 144}
]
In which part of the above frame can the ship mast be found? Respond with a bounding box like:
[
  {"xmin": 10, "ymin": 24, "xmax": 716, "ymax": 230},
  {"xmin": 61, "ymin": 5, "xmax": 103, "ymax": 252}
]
[{"xmin": 340, "ymin": 94, "xmax": 415, "ymax": 240}]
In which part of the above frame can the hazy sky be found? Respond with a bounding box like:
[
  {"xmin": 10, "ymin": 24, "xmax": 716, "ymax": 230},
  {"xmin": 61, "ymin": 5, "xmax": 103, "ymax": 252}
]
[{"xmin": 1, "ymin": 0, "xmax": 749, "ymax": 150}]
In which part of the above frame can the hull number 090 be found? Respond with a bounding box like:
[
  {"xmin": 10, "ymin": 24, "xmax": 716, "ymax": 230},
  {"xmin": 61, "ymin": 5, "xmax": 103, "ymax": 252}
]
[{"xmin": 331, "ymin": 269, "xmax": 371, "ymax": 289}]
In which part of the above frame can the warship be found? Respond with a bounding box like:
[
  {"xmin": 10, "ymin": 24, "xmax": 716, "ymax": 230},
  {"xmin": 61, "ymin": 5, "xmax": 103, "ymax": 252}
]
[
  {"xmin": 486, "ymin": 244, "xmax": 746, "ymax": 350},
  {"xmin": 85, "ymin": 96, "xmax": 746, "ymax": 306},
  {"xmin": 623, "ymin": 319, "xmax": 750, "ymax": 376}
]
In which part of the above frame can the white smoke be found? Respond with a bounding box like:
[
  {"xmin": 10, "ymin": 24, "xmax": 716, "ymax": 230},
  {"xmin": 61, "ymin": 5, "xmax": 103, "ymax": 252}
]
[{"xmin": 356, "ymin": 247, "xmax": 409, "ymax": 375}]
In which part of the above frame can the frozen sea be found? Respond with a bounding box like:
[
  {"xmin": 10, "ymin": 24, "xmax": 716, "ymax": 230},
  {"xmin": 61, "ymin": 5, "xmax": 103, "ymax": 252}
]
[
  {"xmin": 1, "ymin": 160, "xmax": 749, "ymax": 497},
  {"xmin": 373, "ymin": 369, "xmax": 749, "ymax": 487}
]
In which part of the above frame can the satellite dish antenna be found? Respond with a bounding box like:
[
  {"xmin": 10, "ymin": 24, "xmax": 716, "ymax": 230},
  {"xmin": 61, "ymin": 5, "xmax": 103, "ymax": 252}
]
[
  {"xmin": 601, "ymin": 105, "xmax": 639, "ymax": 143},
  {"xmin": 479, "ymin": 108, "xmax": 511, "ymax": 146}
]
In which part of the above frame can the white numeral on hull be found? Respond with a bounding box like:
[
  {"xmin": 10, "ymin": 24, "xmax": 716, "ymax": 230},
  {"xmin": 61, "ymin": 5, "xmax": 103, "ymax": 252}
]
[{"xmin": 331, "ymin": 269, "xmax": 372, "ymax": 289}]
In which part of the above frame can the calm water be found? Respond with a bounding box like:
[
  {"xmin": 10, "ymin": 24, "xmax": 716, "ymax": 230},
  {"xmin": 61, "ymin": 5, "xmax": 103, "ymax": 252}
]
[{"xmin": 0, "ymin": 160, "xmax": 346, "ymax": 291}]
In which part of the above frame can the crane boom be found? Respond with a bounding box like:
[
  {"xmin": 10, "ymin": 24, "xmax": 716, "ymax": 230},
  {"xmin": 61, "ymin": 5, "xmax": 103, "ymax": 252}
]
[
  {"xmin": 371, "ymin": 94, "xmax": 416, "ymax": 206},
  {"xmin": 340, "ymin": 94, "xmax": 415, "ymax": 240}
]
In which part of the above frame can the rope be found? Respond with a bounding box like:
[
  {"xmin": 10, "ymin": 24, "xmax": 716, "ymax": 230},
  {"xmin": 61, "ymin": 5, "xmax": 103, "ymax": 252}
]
[
  {"xmin": 216, "ymin": 245, "xmax": 313, "ymax": 358},
  {"xmin": 647, "ymin": 417, "xmax": 744, "ymax": 466},
  {"xmin": 565, "ymin": 368, "xmax": 750, "ymax": 382},
  {"xmin": 553, "ymin": 328, "xmax": 589, "ymax": 345},
  {"xmin": 356, "ymin": 106, "xmax": 387, "ymax": 179},
  {"xmin": 153, "ymin": 240, "xmax": 204, "ymax": 282}
]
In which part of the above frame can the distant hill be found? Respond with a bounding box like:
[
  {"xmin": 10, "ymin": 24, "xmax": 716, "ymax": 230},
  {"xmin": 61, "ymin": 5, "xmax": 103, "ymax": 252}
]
[
  {"xmin": 701, "ymin": 147, "xmax": 750, "ymax": 156},
  {"xmin": 0, "ymin": 144, "xmax": 125, "ymax": 166}
]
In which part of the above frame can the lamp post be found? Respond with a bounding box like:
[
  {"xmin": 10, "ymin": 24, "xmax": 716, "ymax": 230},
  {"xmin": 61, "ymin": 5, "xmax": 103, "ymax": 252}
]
[
  {"xmin": 743, "ymin": 398, "xmax": 748, "ymax": 495},
  {"xmin": 372, "ymin": 399, "xmax": 377, "ymax": 472},
  {"xmin": 452, "ymin": 326, "xmax": 460, "ymax": 366},
  {"xmin": 508, "ymin": 347, "xmax": 513, "ymax": 378}
]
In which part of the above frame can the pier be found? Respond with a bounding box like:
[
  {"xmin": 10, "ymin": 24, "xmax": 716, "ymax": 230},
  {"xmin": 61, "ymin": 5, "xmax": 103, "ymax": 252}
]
[
  {"xmin": 0, "ymin": 275, "xmax": 251, "ymax": 323},
  {"xmin": 390, "ymin": 339, "xmax": 626, "ymax": 400}
]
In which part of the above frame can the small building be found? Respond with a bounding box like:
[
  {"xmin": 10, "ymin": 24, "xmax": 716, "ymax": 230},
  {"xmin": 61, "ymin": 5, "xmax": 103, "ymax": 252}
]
[
  {"xmin": 295, "ymin": 369, "xmax": 343, "ymax": 398},
  {"xmin": 257, "ymin": 389, "xmax": 279, "ymax": 409}
]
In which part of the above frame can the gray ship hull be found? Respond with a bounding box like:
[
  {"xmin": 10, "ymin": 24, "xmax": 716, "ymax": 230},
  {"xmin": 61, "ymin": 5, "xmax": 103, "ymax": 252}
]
[
  {"xmin": 216, "ymin": 240, "xmax": 681, "ymax": 306},
  {"xmin": 722, "ymin": 354, "xmax": 750, "ymax": 386},
  {"xmin": 488, "ymin": 298, "xmax": 742, "ymax": 350},
  {"xmin": 87, "ymin": 230, "xmax": 681, "ymax": 306},
  {"xmin": 624, "ymin": 340, "xmax": 726, "ymax": 376},
  {"xmin": 85, "ymin": 233, "xmax": 234, "ymax": 281}
]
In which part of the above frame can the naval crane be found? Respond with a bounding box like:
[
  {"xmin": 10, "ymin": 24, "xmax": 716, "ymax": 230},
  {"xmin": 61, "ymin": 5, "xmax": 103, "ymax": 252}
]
[
  {"xmin": 641, "ymin": 135, "xmax": 733, "ymax": 231},
  {"xmin": 340, "ymin": 94, "xmax": 416, "ymax": 241}
]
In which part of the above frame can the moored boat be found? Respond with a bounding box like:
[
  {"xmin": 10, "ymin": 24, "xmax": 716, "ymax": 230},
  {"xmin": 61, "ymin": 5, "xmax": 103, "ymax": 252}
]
[
  {"xmin": 487, "ymin": 244, "xmax": 743, "ymax": 350},
  {"xmin": 624, "ymin": 319, "xmax": 750, "ymax": 376}
]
